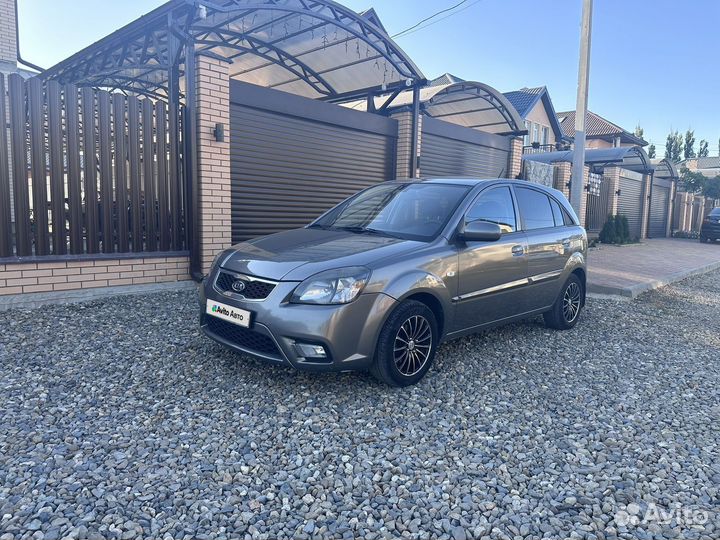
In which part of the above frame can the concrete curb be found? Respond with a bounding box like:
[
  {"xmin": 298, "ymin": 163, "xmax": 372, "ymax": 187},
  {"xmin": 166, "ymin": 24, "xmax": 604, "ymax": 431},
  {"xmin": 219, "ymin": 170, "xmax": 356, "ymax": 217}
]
[
  {"xmin": 587, "ymin": 259, "xmax": 720, "ymax": 299},
  {"xmin": 0, "ymin": 280, "xmax": 199, "ymax": 311}
]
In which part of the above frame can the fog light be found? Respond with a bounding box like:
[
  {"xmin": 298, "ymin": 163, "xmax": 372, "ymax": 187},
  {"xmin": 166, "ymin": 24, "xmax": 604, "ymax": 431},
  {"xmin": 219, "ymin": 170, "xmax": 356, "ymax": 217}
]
[{"xmin": 294, "ymin": 342, "xmax": 327, "ymax": 359}]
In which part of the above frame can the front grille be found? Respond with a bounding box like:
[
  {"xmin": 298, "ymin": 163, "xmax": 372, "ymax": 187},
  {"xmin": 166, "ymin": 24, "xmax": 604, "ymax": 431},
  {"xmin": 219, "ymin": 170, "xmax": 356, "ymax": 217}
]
[
  {"xmin": 206, "ymin": 316, "xmax": 281, "ymax": 357},
  {"xmin": 215, "ymin": 271, "xmax": 276, "ymax": 300}
]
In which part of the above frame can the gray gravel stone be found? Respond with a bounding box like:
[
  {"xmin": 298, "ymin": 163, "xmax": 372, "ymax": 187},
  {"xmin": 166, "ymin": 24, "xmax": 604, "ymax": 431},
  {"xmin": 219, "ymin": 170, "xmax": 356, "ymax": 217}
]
[{"xmin": 2, "ymin": 271, "xmax": 720, "ymax": 539}]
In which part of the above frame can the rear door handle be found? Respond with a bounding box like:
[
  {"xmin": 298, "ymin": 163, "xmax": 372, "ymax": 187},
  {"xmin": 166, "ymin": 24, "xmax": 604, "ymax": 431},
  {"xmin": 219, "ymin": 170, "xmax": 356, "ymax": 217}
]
[{"xmin": 511, "ymin": 245, "xmax": 525, "ymax": 256}]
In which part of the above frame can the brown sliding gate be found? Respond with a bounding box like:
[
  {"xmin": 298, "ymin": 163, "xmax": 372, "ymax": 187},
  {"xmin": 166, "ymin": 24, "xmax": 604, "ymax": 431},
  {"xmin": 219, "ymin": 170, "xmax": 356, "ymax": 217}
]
[{"xmin": 0, "ymin": 73, "xmax": 186, "ymax": 259}]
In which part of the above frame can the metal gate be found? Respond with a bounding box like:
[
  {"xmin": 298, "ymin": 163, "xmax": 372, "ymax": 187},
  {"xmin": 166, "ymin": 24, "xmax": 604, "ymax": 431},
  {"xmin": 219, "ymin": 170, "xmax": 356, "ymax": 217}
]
[
  {"xmin": 618, "ymin": 170, "xmax": 645, "ymax": 239},
  {"xmin": 648, "ymin": 179, "xmax": 671, "ymax": 238},
  {"xmin": 419, "ymin": 117, "xmax": 510, "ymax": 178},
  {"xmin": 584, "ymin": 172, "xmax": 610, "ymax": 233},
  {"xmin": 229, "ymin": 81, "xmax": 397, "ymax": 243}
]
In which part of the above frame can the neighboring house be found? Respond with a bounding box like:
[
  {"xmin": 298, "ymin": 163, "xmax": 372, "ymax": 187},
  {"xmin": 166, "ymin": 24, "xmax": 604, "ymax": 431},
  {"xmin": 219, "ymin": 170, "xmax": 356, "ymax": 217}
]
[
  {"xmin": 677, "ymin": 156, "xmax": 720, "ymax": 178},
  {"xmin": 502, "ymin": 86, "xmax": 566, "ymax": 150},
  {"xmin": 557, "ymin": 110, "xmax": 647, "ymax": 149}
]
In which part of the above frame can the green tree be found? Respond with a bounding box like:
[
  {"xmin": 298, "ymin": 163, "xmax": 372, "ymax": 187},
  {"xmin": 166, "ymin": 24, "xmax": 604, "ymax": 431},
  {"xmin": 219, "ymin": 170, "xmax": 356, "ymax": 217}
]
[
  {"xmin": 647, "ymin": 144, "xmax": 656, "ymax": 158},
  {"xmin": 680, "ymin": 166, "xmax": 706, "ymax": 194},
  {"xmin": 704, "ymin": 177, "xmax": 720, "ymax": 199},
  {"xmin": 698, "ymin": 140, "xmax": 709, "ymax": 157},
  {"xmin": 634, "ymin": 124, "xmax": 644, "ymax": 139},
  {"xmin": 684, "ymin": 129, "xmax": 696, "ymax": 159},
  {"xmin": 665, "ymin": 130, "xmax": 683, "ymax": 162}
]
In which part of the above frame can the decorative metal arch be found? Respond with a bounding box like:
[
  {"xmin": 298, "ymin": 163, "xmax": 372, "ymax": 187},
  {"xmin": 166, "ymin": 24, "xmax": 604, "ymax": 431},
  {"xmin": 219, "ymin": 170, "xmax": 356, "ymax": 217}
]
[
  {"xmin": 40, "ymin": 0, "xmax": 425, "ymax": 102},
  {"xmin": 523, "ymin": 146, "xmax": 654, "ymax": 174}
]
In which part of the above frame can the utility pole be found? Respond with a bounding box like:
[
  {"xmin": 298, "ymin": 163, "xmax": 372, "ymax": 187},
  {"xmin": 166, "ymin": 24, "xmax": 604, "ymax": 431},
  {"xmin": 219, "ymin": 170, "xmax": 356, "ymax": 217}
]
[{"xmin": 570, "ymin": 0, "xmax": 593, "ymax": 216}]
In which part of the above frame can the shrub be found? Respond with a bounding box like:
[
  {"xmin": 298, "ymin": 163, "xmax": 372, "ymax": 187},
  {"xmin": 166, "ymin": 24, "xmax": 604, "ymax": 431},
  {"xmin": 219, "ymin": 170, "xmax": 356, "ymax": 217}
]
[
  {"xmin": 599, "ymin": 215, "xmax": 618, "ymax": 244},
  {"xmin": 599, "ymin": 214, "xmax": 633, "ymax": 244}
]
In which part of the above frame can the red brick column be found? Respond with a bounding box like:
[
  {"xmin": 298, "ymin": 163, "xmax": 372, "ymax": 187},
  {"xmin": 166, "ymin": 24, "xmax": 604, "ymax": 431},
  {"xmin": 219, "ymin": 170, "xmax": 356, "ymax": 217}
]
[
  {"xmin": 508, "ymin": 137, "xmax": 524, "ymax": 179},
  {"xmin": 195, "ymin": 56, "xmax": 232, "ymax": 274}
]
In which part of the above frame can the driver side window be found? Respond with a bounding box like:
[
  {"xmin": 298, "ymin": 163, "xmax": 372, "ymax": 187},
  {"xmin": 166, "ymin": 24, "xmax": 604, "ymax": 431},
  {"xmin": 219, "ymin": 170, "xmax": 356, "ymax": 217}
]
[{"xmin": 465, "ymin": 187, "xmax": 517, "ymax": 234}]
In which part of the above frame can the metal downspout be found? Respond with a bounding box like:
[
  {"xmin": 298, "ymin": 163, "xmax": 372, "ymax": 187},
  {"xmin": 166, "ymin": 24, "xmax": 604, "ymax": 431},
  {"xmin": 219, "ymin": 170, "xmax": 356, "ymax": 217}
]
[{"xmin": 13, "ymin": 0, "xmax": 44, "ymax": 72}]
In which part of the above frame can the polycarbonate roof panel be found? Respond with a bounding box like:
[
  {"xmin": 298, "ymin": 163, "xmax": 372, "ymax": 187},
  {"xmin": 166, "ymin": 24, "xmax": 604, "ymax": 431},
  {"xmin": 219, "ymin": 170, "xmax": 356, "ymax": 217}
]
[{"xmin": 42, "ymin": 0, "xmax": 424, "ymax": 101}]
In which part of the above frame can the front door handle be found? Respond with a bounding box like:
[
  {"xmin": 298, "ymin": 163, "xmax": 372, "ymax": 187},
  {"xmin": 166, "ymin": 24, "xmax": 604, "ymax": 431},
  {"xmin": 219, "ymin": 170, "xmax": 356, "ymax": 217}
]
[{"xmin": 511, "ymin": 245, "xmax": 525, "ymax": 256}]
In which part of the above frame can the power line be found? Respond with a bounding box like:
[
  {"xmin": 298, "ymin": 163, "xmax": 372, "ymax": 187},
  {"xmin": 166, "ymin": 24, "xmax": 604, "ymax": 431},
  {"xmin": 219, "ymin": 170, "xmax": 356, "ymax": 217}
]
[
  {"xmin": 393, "ymin": 0, "xmax": 485, "ymax": 39},
  {"xmin": 391, "ymin": 0, "xmax": 475, "ymax": 39}
]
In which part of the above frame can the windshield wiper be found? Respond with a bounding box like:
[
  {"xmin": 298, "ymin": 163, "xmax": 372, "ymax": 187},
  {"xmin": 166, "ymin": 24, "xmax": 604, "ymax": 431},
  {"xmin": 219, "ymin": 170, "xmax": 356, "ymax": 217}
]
[{"xmin": 336, "ymin": 226, "xmax": 402, "ymax": 239}]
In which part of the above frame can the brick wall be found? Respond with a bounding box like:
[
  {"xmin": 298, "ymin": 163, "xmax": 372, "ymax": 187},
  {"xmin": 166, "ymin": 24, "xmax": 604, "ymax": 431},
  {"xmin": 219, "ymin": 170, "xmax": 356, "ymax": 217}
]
[
  {"xmin": 603, "ymin": 166, "xmax": 621, "ymax": 216},
  {"xmin": 0, "ymin": 255, "xmax": 190, "ymax": 296},
  {"xmin": 195, "ymin": 55, "xmax": 232, "ymax": 274},
  {"xmin": 508, "ymin": 137, "xmax": 523, "ymax": 179},
  {"xmin": 0, "ymin": 0, "xmax": 17, "ymax": 65}
]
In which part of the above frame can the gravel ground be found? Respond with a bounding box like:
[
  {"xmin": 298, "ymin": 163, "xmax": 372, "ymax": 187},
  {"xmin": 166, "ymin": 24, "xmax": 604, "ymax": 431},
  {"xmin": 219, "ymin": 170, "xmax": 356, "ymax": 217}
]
[{"xmin": 1, "ymin": 272, "xmax": 719, "ymax": 540}]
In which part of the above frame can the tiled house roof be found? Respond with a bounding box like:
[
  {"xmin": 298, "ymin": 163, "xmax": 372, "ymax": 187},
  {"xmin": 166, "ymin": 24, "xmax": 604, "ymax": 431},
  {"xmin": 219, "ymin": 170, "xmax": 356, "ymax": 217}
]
[
  {"xmin": 428, "ymin": 73, "xmax": 466, "ymax": 87},
  {"xmin": 502, "ymin": 86, "xmax": 565, "ymax": 142},
  {"xmin": 696, "ymin": 156, "xmax": 720, "ymax": 169},
  {"xmin": 557, "ymin": 110, "xmax": 647, "ymax": 146},
  {"xmin": 502, "ymin": 87, "xmax": 545, "ymax": 117}
]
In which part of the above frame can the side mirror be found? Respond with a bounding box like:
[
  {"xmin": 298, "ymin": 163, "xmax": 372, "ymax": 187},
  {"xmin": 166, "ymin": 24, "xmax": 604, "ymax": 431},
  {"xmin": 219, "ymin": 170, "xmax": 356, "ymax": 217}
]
[{"xmin": 459, "ymin": 220, "xmax": 502, "ymax": 242}]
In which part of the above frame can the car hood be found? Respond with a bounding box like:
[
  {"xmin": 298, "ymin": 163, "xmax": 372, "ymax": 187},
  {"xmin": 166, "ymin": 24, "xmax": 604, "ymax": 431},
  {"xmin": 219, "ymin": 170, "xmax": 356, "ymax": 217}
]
[{"xmin": 221, "ymin": 228, "xmax": 421, "ymax": 281}]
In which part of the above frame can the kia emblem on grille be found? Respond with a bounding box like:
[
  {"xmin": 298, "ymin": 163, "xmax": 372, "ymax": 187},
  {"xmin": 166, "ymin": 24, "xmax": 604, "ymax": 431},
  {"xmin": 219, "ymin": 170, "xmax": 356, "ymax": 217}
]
[{"xmin": 231, "ymin": 280, "xmax": 247, "ymax": 293}]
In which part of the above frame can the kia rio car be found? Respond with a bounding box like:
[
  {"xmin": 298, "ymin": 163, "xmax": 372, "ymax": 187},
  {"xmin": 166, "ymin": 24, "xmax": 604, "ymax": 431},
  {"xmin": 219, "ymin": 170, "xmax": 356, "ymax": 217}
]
[{"xmin": 200, "ymin": 179, "xmax": 587, "ymax": 386}]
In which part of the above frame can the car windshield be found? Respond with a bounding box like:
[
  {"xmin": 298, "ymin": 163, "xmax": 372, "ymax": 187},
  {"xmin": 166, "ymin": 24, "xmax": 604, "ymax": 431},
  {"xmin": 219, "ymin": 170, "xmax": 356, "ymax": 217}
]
[
  {"xmin": 710, "ymin": 208, "xmax": 720, "ymax": 217},
  {"xmin": 312, "ymin": 183, "xmax": 471, "ymax": 241}
]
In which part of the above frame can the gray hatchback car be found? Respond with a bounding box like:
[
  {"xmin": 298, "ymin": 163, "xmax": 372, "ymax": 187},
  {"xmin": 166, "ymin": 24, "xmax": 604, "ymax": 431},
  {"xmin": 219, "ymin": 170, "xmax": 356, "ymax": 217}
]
[{"xmin": 200, "ymin": 179, "xmax": 587, "ymax": 386}]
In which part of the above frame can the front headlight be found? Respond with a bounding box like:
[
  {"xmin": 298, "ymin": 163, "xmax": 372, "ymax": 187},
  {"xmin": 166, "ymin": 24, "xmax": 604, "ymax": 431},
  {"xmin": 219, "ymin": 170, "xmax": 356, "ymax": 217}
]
[{"xmin": 290, "ymin": 267, "xmax": 371, "ymax": 305}]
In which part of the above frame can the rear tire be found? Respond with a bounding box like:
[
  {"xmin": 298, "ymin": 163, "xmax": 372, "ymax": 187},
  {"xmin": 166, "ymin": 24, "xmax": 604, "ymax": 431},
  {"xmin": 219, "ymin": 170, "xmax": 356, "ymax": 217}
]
[
  {"xmin": 543, "ymin": 274, "xmax": 584, "ymax": 330},
  {"xmin": 370, "ymin": 300, "xmax": 438, "ymax": 387}
]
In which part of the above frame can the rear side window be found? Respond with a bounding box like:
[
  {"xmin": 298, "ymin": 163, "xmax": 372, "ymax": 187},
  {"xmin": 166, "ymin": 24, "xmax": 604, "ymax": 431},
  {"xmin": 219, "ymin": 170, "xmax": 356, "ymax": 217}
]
[
  {"xmin": 515, "ymin": 187, "xmax": 555, "ymax": 230},
  {"xmin": 549, "ymin": 198, "xmax": 565, "ymax": 227}
]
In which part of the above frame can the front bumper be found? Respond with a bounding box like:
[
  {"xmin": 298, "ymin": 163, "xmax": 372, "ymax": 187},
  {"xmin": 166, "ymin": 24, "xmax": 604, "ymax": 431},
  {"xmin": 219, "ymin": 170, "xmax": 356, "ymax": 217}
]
[{"xmin": 199, "ymin": 274, "xmax": 397, "ymax": 372}]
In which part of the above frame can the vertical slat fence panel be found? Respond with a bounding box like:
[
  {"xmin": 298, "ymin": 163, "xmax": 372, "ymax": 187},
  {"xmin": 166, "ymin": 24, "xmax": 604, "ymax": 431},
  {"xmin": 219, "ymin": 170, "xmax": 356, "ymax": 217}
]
[
  {"xmin": 155, "ymin": 101, "xmax": 170, "ymax": 251},
  {"xmin": 28, "ymin": 78, "xmax": 49, "ymax": 256},
  {"xmin": 47, "ymin": 81, "xmax": 66, "ymax": 255},
  {"xmin": 142, "ymin": 99, "xmax": 157, "ymax": 251},
  {"xmin": 127, "ymin": 96, "xmax": 142, "ymax": 251},
  {"xmin": 8, "ymin": 74, "xmax": 30, "ymax": 256},
  {"xmin": 168, "ymin": 99, "xmax": 181, "ymax": 250},
  {"xmin": 113, "ymin": 94, "xmax": 129, "ymax": 253},
  {"xmin": 65, "ymin": 84, "xmax": 83, "ymax": 254},
  {"xmin": 0, "ymin": 74, "xmax": 12, "ymax": 256},
  {"xmin": 81, "ymin": 87, "xmax": 99, "ymax": 253},
  {"xmin": 98, "ymin": 91, "xmax": 114, "ymax": 253}
]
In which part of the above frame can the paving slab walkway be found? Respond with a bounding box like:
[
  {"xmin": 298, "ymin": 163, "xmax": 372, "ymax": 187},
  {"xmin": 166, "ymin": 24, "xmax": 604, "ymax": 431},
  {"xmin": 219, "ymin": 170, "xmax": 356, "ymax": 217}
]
[{"xmin": 587, "ymin": 238, "xmax": 720, "ymax": 298}]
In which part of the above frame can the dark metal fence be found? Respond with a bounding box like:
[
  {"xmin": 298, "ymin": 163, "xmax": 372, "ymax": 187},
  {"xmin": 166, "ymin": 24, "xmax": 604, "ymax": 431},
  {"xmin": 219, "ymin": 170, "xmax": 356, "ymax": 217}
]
[
  {"xmin": 584, "ymin": 172, "xmax": 610, "ymax": 233},
  {"xmin": 0, "ymin": 73, "xmax": 186, "ymax": 260}
]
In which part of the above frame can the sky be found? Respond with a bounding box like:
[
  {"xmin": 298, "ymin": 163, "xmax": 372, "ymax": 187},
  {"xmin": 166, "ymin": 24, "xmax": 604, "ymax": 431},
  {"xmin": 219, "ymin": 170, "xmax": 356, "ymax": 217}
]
[{"xmin": 17, "ymin": 0, "xmax": 720, "ymax": 155}]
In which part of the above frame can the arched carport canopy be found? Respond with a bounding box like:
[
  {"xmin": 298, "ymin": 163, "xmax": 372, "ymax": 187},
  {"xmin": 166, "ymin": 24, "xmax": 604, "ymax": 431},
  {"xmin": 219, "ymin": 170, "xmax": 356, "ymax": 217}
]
[
  {"xmin": 41, "ymin": 0, "xmax": 425, "ymax": 102},
  {"xmin": 651, "ymin": 158, "xmax": 679, "ymax": 181},
  {"xmin": 523, "ymin": 146, "xmax": 654, "ymax": 174},
  {"xmin": 346, "ymin": 80, "xmax": 526, "ymax": 136}
]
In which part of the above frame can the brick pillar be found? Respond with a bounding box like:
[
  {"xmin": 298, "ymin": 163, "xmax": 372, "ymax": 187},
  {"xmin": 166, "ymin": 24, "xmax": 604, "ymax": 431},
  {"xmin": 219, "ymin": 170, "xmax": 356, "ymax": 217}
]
[
  {"xmin": 508, "ymin": 137, "xmax": 523, "ymax": 179},
  {"xmin": 554, "ymin": 162, "xmax": 571, "ymax": 199},
  {"xmin": 392, "ymin": 111, "xmax": 422, "ymax": 179},
  {"xmin": 195, "ymin": 55, "xmax": 232, "ymax": 274},
  {"xmin": 0, "ymin": 0, "xmax": 17, "ymax": 65},
  {"xmin": 639, "ymin": 173, "xmax": 652, "ymax": 239},
  {"xmin": 604, "ymin": 166, "xmax": 621, "ymax": 216}
]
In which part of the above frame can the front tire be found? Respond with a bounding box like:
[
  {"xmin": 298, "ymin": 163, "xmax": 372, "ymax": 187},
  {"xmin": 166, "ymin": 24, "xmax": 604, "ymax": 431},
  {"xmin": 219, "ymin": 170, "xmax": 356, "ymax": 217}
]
[
  {"xmin": 543, "ymin": 274, "xmax": 584, "ymax": 330},
  {"xmin": 370, "ymin": 300, "xmax": 438, "ymax": 387}
]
